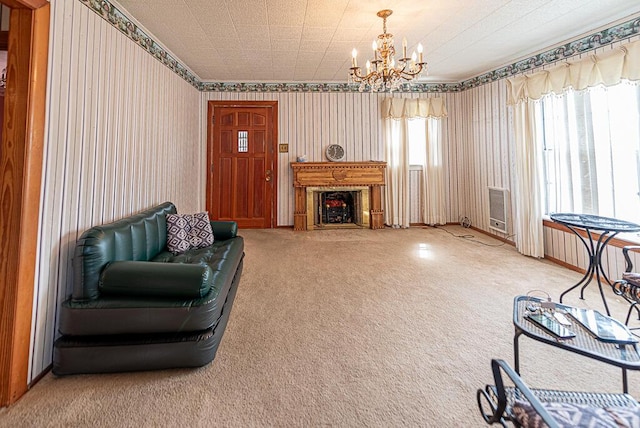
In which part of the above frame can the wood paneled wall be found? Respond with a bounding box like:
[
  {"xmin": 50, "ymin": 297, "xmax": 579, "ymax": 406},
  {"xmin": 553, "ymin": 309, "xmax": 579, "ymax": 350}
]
[{"xmin": 30, "ymin": 0, "xmax": 201, "ymax": 380}]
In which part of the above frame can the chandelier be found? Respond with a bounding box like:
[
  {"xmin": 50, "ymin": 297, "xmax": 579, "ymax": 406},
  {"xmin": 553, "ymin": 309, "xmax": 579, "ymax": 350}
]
[{"xmin": 348, "ymin": 9, "xmax": 427, "ymax": 92}]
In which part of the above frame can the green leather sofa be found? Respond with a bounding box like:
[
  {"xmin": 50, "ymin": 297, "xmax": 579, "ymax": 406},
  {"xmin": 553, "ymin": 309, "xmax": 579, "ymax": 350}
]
[{"xmin": 52, "ymin": 202, "xmax": 244, "ymax": 375}]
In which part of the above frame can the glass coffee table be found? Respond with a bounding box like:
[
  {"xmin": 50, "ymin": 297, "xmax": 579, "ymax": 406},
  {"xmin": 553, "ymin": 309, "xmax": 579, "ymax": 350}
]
[{"xmin": 513, "ymin": 295, "xmax": 640, "ymax": 393}]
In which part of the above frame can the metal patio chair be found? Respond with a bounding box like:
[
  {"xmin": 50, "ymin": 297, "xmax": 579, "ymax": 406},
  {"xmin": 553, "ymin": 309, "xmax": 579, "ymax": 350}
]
[
  {"xmin": 612, "ymin": 245, "xmax": 640, "ymax": 326},
  {"xmin": 477, "ymin": 359, "xmax": 640, "ymax": 427}
]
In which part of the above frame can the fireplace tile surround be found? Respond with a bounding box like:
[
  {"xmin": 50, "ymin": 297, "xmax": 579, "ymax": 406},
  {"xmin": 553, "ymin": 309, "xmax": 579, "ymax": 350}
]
[{"xmin": 291, "ymin": 162, "xmax": 386, "ymax": 231}]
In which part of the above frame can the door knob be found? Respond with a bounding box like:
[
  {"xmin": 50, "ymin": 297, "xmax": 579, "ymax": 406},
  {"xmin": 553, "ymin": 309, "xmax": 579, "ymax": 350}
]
[{"xmin": 265, "ymin": 169, "xmax": 272, "ymax": 182}]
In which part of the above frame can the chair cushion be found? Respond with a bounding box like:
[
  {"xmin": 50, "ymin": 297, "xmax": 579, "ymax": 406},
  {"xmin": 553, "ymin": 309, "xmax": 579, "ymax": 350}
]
[
  {"xmin": 512, "ymin": 400, "xmax": 640, "ymax": 428},
  {"xmin": 614, "ymin": 276, "xmax": 640, "ymax": 301},
  {"xmin": 623, "ymin": 272, "xmax": 640, "ymax": 288}
]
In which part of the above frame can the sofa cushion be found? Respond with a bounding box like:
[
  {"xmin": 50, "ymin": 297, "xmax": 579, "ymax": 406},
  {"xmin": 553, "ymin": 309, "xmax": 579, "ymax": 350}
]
[{"xmin": 99, "ymin": 261, "xmax": 213, "ymax": 298}]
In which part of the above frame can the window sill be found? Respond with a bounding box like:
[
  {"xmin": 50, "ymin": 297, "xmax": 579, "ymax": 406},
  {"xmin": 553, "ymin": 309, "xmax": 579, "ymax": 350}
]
[{"xmin": 543, "ymin": 218, "xmax": 640, "ymax": 247}]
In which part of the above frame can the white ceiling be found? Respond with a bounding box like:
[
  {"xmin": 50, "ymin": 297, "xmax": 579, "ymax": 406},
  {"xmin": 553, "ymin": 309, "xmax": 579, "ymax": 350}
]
[{"xmin": 115, "ymin": 0, "xmax": 640, "ymax": 83}]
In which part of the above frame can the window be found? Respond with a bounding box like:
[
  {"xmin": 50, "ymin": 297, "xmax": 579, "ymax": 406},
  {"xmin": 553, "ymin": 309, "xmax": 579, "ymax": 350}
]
[
  {"xmin": 539, "ymin": 82, "xmax": 640, "ymax": 224},
  {"xmin": 407, "ymin": 117, "xmax": 440, "ymax": 167},
  {"xmin": 408, "ymin": 118, "xmax": 426, "ymax": 166}
]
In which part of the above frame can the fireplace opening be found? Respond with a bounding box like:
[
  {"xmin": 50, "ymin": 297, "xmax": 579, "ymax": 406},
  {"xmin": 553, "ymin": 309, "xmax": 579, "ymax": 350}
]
[
  {"xmin": 306, "ymin": 186, "xmax": 370, "ymax": 230},
  {"xmin": 321, "ymin": 191, "xmax": 355, "ymax": 224}
]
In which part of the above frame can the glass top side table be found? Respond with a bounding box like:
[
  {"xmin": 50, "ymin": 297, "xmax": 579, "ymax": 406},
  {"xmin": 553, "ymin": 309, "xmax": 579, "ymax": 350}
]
[{"xmin": 550, "ymin": 213, "xmax": 640, "ymax": 315}]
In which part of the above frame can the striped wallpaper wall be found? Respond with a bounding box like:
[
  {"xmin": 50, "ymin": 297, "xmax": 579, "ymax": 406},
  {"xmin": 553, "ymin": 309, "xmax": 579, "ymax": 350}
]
[
  {"xmin": 446, "ymin": 81, "xmax": 515, "ymax": 238},
  {"xmin": 31, "ymin": 0, "xmax": 202, "ymax": 380}
]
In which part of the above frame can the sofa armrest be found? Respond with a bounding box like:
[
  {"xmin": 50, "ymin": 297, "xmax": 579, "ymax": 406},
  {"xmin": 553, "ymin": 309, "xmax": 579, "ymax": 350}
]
[
  {"xmin": 210, "ymin": 221, "xmax": 238, "ymax": 241},
  {"xmin": 99, "ymin": 261, "xmax": 212, "ymax": 299}
]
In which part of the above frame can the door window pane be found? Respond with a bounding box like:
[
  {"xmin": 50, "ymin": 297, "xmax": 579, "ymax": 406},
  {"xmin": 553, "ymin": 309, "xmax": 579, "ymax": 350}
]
[{"xmin": 238, "ymin": 131, "xmax": 248, "ymax": 152}]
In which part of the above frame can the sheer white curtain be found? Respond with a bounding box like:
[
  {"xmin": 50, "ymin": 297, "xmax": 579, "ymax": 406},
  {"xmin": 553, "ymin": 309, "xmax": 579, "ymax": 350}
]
[
  {"xmin": 512, "ymin": 100, "xmax": 545, "ymax": 257},
  {"xmin": 381, "ymin": 98, "xmax": 448, "ymax": 228},
  {"xmin": 506, "ymin": 39, "xmax": 640, "ymax": 257},
  {"xmin": 383, "ymin": 117, "xmax": 410, "ymax": 227},
  {"xmin": 422, "ymin": 118, "xmax": 446, "ymax": 225}
]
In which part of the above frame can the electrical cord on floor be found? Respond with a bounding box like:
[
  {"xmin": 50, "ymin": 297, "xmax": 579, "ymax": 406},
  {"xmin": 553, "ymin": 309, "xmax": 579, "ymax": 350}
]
[{"xmin": 426, "ymin": 225, "xmax": 517, "ymax": 247}]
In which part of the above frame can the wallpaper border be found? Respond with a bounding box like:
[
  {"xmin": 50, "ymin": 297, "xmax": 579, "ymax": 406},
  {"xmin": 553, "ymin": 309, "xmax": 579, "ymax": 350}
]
[
  {"xmin": 78, "ymin": 0, "xmax": 639, "ymax": 93},
  {"xmin": 79, "ymin": 0, "xmax": 201, "ymax": 89}
]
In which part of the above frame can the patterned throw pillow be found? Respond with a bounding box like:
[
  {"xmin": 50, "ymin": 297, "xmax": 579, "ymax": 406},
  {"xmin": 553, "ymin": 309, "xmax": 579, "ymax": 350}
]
[
  {"xmin": 166, "ymin": 212, "xmax": 214, "ymax": 254},
  {"xmin": 166, "ymin": 213, "xmax": 191, "ymax": 254},
  {"xmin": 189, "ymin": 212, "xmax": 214, "ymax": 249}
]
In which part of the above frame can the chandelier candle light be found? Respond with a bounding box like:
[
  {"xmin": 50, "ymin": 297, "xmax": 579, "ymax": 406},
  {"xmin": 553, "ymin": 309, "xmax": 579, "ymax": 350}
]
[{"xmin": 349, "ymin": 9, "xmax": 427, "ymax": 92}]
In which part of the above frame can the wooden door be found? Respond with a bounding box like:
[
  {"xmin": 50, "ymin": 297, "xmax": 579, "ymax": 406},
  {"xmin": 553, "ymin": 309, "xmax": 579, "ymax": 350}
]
[{"xmin": 207, "ymin": 101, "xmax": 277, "ymax": 228}]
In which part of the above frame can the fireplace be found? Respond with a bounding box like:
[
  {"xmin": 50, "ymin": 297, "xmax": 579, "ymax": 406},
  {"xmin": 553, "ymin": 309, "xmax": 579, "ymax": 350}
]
[
  {"xmin": 306, "ymin": 186, "xmax": 370, "ymax": 229},
  {"xmin": 291, "ymin": 162, "xmax": 386, "ymax": 231}
]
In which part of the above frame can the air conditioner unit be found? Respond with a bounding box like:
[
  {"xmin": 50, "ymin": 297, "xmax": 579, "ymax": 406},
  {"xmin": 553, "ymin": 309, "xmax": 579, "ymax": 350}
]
[{"xmin": 488, "ymin": 187, "xmax": 508, "ymax": 233}]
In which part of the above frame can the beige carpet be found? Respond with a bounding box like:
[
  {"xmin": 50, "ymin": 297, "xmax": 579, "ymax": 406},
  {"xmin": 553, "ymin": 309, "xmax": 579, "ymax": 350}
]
[{"xmin": 1, "ymin": 226, "xmax": 638, "ymax": 427}]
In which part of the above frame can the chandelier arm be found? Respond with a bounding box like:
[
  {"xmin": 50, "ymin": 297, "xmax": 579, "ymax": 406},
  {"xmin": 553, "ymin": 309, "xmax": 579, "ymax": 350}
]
[
  {"xmin": 398, "ymin": 64, "xmax": 426, "ymax": 79},
  {"xmin": 350, "ymin": 67, "xmax": 366, "ymax": 80}
]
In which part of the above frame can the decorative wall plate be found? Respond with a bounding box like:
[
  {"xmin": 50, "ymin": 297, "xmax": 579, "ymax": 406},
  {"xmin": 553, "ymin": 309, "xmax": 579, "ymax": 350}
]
[{"xmin": 325, "ymin": 144, "xmax": 345, "ymax": 162}]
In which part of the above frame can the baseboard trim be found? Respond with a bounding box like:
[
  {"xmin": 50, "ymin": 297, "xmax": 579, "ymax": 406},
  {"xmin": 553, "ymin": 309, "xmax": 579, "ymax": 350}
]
[{"xmin": 544, "ymin": 254, "xmax": 587, "ymax": 275}]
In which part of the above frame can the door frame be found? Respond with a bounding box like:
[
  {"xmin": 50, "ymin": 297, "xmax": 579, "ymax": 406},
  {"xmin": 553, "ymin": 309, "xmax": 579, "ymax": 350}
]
[
  {"xmin": 206, "ymin": 100, "xmax": 278, "ymax": 228},
  {"xmin": 0, "ymin": 0, "xmax": 49, "ymax": 407}
]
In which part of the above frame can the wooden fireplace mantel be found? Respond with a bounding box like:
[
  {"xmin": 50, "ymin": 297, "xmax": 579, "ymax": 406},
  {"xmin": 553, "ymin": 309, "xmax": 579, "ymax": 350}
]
[{"xmin": 291, "ymin": 161, "xmax": 386, "ymax": 231}]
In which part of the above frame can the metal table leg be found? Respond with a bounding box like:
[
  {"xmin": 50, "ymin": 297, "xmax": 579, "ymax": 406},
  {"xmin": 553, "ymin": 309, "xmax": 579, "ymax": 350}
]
[
  {"xmin": 559, "ymin": 227, "xmax": 618, "ymax": 316},
  {"xmin": 514, "ymin": 330, "xmax": 521, "ymax": 373},
  {"xmin": 560, "ymin": 226, "xmax": 595, "ymax": 304}
]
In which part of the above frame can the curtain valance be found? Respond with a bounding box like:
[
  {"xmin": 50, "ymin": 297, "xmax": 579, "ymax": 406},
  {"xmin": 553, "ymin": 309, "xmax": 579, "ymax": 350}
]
[
  {"xmin": 381, "ymin": 97, "xmax": 448, "ymax": 119},
  {"xmin": 507, "ymin": 39, "xmax": 640, "ymax": 104}
]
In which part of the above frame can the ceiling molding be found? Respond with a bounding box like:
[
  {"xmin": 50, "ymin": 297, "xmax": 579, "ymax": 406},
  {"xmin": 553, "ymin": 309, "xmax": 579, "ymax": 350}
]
[{"xmin": 79, "ymin": 0, "xmax": 639, "ymax": 94}]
